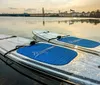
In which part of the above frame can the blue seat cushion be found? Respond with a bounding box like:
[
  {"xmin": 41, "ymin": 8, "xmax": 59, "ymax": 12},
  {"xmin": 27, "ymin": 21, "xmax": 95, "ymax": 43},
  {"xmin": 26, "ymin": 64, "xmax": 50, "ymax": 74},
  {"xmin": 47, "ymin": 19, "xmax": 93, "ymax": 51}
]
[
  {"xmin": 17, "ymin": 43, "xmax": 77, "ymax": 65},
  {"xmin": 58, "ymin": 37, "xmax": 100, "ymax": 48}
]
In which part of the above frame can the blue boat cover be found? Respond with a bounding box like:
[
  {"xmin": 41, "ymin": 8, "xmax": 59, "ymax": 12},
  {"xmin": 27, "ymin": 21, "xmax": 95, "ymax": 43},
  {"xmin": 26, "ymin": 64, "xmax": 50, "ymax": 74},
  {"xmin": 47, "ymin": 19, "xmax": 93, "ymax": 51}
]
[
  {"xmin": 58, "ymin": 36, "xmax": 100, "ymax": 48},
  {"xmin": 17, "ymin": 43, "xmax": 77, "ymax": 65}
]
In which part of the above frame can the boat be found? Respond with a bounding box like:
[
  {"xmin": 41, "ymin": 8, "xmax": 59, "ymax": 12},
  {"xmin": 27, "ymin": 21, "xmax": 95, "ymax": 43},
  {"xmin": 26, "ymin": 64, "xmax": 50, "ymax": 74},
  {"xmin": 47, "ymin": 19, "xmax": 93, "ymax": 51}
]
[
  {"xmin": 0, "ymin": 34, "xmax": 100, "ymax": 85},
  {"xmin": 32, "ymin": 30, "xmax": 100, "ymax": 56}
]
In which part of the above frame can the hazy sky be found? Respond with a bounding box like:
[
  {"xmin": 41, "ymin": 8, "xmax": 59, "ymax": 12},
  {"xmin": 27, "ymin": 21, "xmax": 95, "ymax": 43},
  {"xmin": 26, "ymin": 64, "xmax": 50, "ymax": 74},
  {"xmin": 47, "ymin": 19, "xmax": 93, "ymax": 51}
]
[{"xmin": 0, "ymin": 0, "xmax": 100, "ymax": 13}]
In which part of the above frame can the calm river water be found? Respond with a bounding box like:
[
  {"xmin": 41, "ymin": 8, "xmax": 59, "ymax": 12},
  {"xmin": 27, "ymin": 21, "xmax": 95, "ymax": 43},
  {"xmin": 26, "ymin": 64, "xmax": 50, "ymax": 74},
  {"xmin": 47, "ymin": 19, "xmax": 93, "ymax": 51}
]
[{"xmin": 0, "ymin": 17, "xmax": 100, "ymax": 42}]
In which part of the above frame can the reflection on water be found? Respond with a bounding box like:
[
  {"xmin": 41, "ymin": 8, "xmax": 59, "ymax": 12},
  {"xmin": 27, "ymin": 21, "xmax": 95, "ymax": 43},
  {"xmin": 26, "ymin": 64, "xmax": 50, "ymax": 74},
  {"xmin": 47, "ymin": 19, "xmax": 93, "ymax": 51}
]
[
  {"xmin": 26, "ymin": 18, "xmax": 100, "ymax": 26},
  {"xmin": 0, "ymin": 17, "xmax": 100, "ymax": 42},
  {"xmin": 57, "ymin": 19, "xmax": 100, "ymax": 25}
]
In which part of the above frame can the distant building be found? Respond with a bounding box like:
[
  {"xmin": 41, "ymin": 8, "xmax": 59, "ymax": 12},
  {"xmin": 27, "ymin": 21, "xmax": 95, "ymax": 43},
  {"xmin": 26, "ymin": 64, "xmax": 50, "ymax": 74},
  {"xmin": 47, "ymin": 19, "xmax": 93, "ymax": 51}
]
[
  {"xmin": 42, "ymin": 7, "xmax": 45, "ymax": 17},
  {"xmin": 81, "ymin": 12, "xmax": 90, "ymax": 17},
  {"xmin": 76, "ymin": 12, "xmax": 82, "ymax": 17},
  {"xmin": 59, "ymin": 11, "xmax": 71, "ymax": 17},
  {"xmin": 85, "ymin": 12, "xmax": 91, "ymax": 17}
]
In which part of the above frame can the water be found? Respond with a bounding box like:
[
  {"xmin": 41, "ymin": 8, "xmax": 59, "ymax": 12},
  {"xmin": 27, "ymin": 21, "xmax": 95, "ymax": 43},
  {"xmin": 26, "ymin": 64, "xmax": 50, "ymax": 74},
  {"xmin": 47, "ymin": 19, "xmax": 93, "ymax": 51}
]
[
  {"xmin": 0, "ymin": 17, "xmax": 100, "ymax": 42},
  {"xmin": 0, "ymin": 57, "xmax": 43, "ymax": 85}
]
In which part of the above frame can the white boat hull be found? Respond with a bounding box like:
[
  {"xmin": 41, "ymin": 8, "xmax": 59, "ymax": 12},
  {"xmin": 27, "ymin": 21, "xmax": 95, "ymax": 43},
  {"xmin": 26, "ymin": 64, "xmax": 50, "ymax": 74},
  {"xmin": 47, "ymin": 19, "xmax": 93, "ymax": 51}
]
[
  {"xmin": 32, "ymin": 30, "xmax": 100, "ymax": 56},
  {"xmin": 0, "ymin": 34, "xmax": 100, "ymax": 85}
]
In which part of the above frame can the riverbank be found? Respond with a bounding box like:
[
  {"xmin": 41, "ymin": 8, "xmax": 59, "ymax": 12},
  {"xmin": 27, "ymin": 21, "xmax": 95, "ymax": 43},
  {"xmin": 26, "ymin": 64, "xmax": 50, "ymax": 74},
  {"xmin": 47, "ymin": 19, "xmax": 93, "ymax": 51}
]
[{"xmin": 0, "ymin": 13, "xmax": 100, "ymax": 18}]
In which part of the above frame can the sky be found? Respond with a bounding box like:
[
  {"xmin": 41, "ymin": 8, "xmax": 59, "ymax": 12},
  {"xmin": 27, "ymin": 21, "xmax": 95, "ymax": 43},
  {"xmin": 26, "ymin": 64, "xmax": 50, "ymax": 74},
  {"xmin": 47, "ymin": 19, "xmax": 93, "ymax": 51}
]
[{"xmin": 0, "ymin": 0, "xmax": 100, "ymax": 13}]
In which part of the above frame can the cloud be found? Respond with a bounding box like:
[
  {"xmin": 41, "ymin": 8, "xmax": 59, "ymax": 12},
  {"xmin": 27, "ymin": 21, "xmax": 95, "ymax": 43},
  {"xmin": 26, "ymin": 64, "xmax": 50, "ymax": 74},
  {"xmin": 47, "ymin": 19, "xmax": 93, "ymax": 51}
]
[
  {"xmin": 53, "ymin": 0, "xmax": 100, "ymax": 12},
  {"xmin": 0, "ymin": 0, "xmax": 100, "ymax": 13},
  {"xmin": 68, "ymin": 0, "xmax": 100, "ymax": 7},
  {"xmin": 9, "ymin": 7, "xmax": 17, "ymax": 9},
  {"xmin": 25, "ymin": 8, "xmax": 36, "ymax": 11}
]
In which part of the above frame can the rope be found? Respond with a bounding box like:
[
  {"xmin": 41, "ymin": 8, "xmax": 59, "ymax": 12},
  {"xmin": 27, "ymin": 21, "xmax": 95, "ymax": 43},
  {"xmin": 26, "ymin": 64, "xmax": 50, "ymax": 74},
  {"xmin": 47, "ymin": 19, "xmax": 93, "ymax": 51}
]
[
  {"xmin": 48, "ymin": 35, "xmax": 70, "ymax": 42},
  {"xmin": 0, "ymin": 35, "xmax": 17, "ymax": 40},
  {"xmin": 4, "ymin": 45, "xmax": 25, "ymax": 57},
  {"xmin": 43, "ymin": 31, "xmax": 49, "ymax": 33},
  {"xmin": 4, "ymin": 41, "xmax": 36, "ymax": 57}
]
